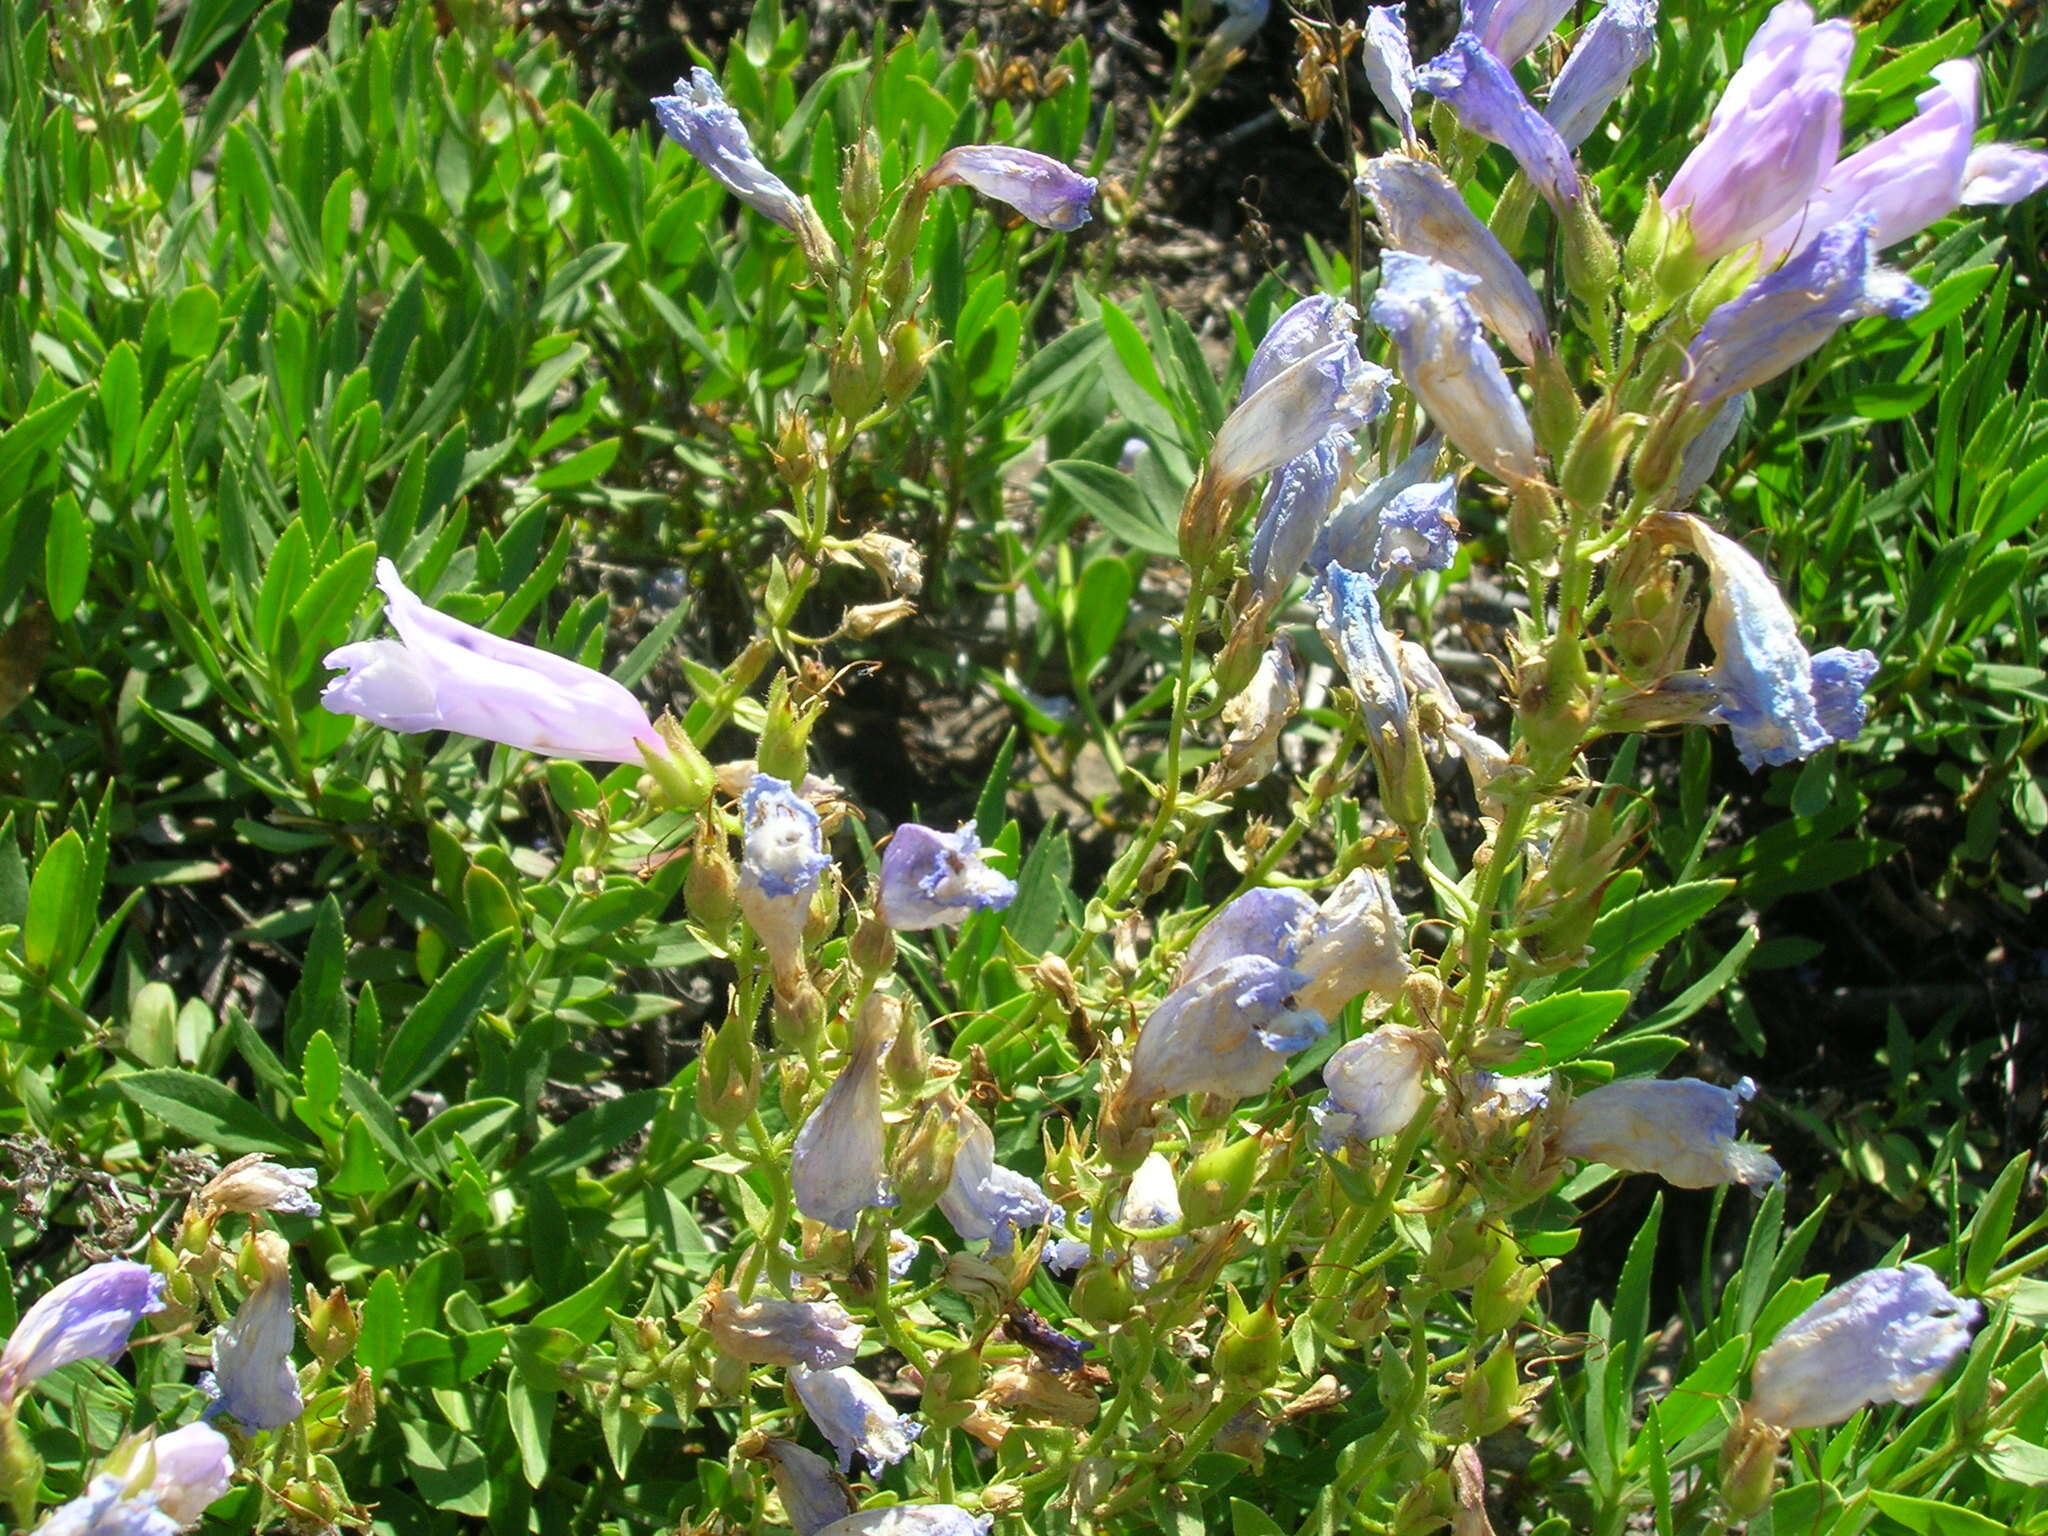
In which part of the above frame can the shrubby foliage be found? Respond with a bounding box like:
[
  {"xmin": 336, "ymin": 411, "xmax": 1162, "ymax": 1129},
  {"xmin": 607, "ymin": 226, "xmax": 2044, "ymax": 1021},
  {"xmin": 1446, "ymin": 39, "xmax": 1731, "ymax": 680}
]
[{"xmin": 2, "ymin": 2, "xmax": 2046, "ymax": 1534}]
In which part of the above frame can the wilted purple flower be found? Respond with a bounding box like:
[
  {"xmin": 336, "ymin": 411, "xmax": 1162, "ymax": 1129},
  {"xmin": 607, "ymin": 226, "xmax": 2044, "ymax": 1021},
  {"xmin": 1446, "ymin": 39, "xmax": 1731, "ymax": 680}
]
[
  {"xmin": 791, "ymin": 1010, "xmax": 898, "ymax": 1230},
  {"xmin": 789, "ymin": 1363, "xmax": 924, "ymax": 1476},
  {"xmin": 653, "ymin": 69, "xmax": 806, "ymax": 230},
  {"xmin": 198, "ymin": 1156, "xmax": 321, "ymax": 1219},
  {"xmin": 202, "ymin": 1232, "xmax": 301, "ymax": 1431},
  {"xmin": 1671, "ymin": 391, "xmax": 1750, "ymax": 504},
  {"xmin": 1240, "ymin": 296, "xmax": 1358, "ymax": 400},
  {"xmin": 744, "ymin": 1435, "xmax": 855, "ymax": 1536},
  {"xmin": 701, "ymin": 1283, "xmax": 862, "ymax": 1369},
  {"xmin": 1294, "ymin": 866, "xmax": 1410, "ymax": 1020},
  {"xmin": 142, "ymin": 1424, "xmax": 235, "ymax": 1529},
  {"xmin": 1207, "ymin": 636, "xmax": 1303, "ymax": 795},
  {"xmin": 1416, "ymin": 33, "xmax": 1580, "ymax": 212},
  {"xmin": 1315, "ymin": 436, "xmax": 1442, "ymax": 572},
  {"xmin": 323, "ymin": 560, "xmax": 659, "ymax": 764},
  {"xmin": 1962, "ymin": 143, "xmax": 2048, "ymax": 204},
  {"xmin": 815, "ymin": 1507, "xmax": 993, "ymax": 1536},
  {"xmin": 937, "ymin": 1111, "xmax": 1056, "ymax": 1256},
  {"xmin": 1369, "ymin": 252, "xmax": 1541, "ymax": 484},
  {"xmin": 1809, "ymin": 647, "xmax": 1878, "ymax": 743},
  {"xmin": 1176, "ymin": 887, "xmax": 1317, "ymax": 987},
  {"xmin": 1762, "ymin": 60, "xmax": 2048, "ymax": 263},
  {"xmin": 1212, "ymin": 343, "xmax": 1390, "ymax": 495},
  {"xmin": 1467, "ymin": 1070, "xmax": 1551, "ymax": 1132},
  {"xmin": 738, "ymin": 774, "xmax": 834, "ymax": 983},
  {"xmin": 876, "ymin": 823, "xmax": 1016, "ymax": 930},
  {"xmin": 1544, "ymin": 0, "xmax": 1658, "ymax": 147},
  {"xmin": 1358, "ymin": 157, "xmax": 1548, "ymax": 364},
  {"xmin": 923, "ymin": 146, "xmax": 1097, "ymax": 232},
  {"xmin": 1125, "ymin": 954, "xmax": 1325, "ymax": 1105},
  {"xmin": 1662, "ymin": 2, "xmax": 1853, "ymax": 260},
  {"xmin": 1316, "ymin": 1025, "xmax": 1435, "ymax": 1149},
  {"xmin": 1467, "ymin": 0, "xmax": 1576, "ymax": 67},
  {"xmin": 1312, "ymin": 563, "xmax": 1411, "ymax": 742},
  {"xmin": 1249, "ymin": 440, "xmax": 1353, "ymax": 603},
  {"xmin": 0, "ymin": 1260, "xmax": 167, "ymax": 1407},
  {"xmin": 33, "ymin": 1477, "xmax": 178, "ymax": 1536},
  {"xmin": 1665, "ymin": 514, "xmax": 1876, "ymax": 770},
  {"xmin": 1748, "ymin": 1263, "xmax": 1981, "ymax": 1428},
  {"xmin": 1559, "ymin": 1076, "xmax": 1781, "ymax": 1189},
  {"xmin": 1363, "ymin": 6, "xmax": 1418, "ymax": 142},
  {"xmin": 1684, "ymin": 218, "xmax": 1926, "ymax": 408},
  {"xmin": 1371, "ymin": 481, "xmax": 1461, "ymax": 578}
]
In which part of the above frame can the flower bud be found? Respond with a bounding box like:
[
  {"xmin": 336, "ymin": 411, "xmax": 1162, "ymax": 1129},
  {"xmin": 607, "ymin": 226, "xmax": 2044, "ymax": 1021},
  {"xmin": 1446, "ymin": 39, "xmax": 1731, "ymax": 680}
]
[
  {"xmin": 1560, "ymin": 190, "xmax": 1621, "ymax": 322},
  {"xmin": 773, "ymin": 412, "xmax": 817, "ymax": 490},
  {"xmin": 638, "ymin": 713, "xmax": 716, "ymax": 812},
  {"xmin": 696, "ymin": 1017, "xmax": 760, "ymax": 1131},
  {"xmin": 1214, "ymin": 1286, "xmax": 1283, "ymax": 1394},
  {"xmin": 882, "ymin": 320, "xmax": 936, "ymax": 404},
  {"xmin": 773, "ymin": 978, "xmax": 826, "ymax": 1053},
  {"xmin": 305, "ymin": 1284, "xmax": 358, "ymax": 1365},
  {"xmin": 757, "ymin": 673, "xmax": 820, "ymax": 786},
  {"xmin": 889, "ymin": 1096, "xmax": 966, "ymax": 1222},
  {"xmin": 1460, "ymin": 1337, "xmax": 1523, "ymax": 1437},
  {"xmin": 918, "ymin": 1347, "xmax": 986, "ymax": 1431},
  {"xmin": 828, "ymin": 303, "xmax": 884, "ymax": 421},
  {"xmin": 839, "ymin": 130, "xmax": 882, "ymax": 236},
  {"xmin": 1557, "ymin": 397, "xmax": 1643, "ymax": 518},
  {"xmin": 1717, "ymin": 1408, "xmax": 1783, "ymax": 1518},
  {"xmin": 943, "ymin": 1253, "xmax": 1013, "ymax": 1312},
  {"xmin": 1071, "ymin": 1262, "xmax": 1135, "ymax": 1327},
  {"xmin": 1178, "ymin": 1137, "xmax": 1262, "ymax": 1229}
]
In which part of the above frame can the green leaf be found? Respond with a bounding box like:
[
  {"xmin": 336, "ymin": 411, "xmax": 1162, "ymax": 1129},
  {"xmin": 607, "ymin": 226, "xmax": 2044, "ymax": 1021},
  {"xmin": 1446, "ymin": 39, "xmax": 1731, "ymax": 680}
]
[
  {"xmin": 1068, "ymin": 557, "xmax": 1133, "ymax": 683},
  {"xmin": 112, "ymin": 1069, "xmax": 307, "ymax": 1155},
  {"xmin": 530, "ymin": 1244, "xmax": 638, "ymax": 1343},
  {"xmin": 1869, "ymin": 1492, "xmax": 2009, "ymax": 1535},
  {"xmin": 521, "ymin": 1091, "xmax": 659, "ymax": 1182},
  {"xmin": 378, "ymin": 931, "xmax": 517, "ymax": 1097},
  {"xmin": 1965, "ymin": 1152, "xmax": 2030, "ymax": 1294},
  {"xmin": 24, "ymin": 830, "xmax": 87, "ymax": 973},
  {"xmin": 1044, "ymin": 459, "xmax": 1177, "ymax": 558},
  {"xmin": 357, "ymin": 1269, "xmax": 406, "ymax": 1380},
  {"xmin": 1571, "ymin": 879, "xmax": 1734, "ymax": 994},
  {"xmin": 1505, "ymin": 990, "xmax": 1630, "ymax": 1070},
  {"xmin": 1982, "ymin": 1437, "xmax": 2048, "ymax": 1488},
  {"xmin": 98, "ymin": 341, "xmax": 140, "ymax": 481},
  {"xmin": 399, "ymin": 1422, "xmax": 493, "ymax": 1515}
]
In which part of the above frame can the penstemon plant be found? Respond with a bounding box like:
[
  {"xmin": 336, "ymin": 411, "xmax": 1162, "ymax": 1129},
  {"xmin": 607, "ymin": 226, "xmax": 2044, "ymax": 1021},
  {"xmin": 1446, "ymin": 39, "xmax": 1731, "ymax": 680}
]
[{"xmin": 5, "ymin": 2, "xmax": 2048, "ymax": 1535}]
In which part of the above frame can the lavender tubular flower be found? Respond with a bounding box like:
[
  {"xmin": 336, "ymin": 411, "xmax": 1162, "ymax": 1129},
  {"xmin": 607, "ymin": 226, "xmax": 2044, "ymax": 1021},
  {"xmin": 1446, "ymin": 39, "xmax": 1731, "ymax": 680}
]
[
  {"xmin": 791, "ymin": 1006, "xmax": 897, "ymax": 1230},
  {"xmin": 923, "ymin": 146, "xmax": 1096, "ymax": 232},
  {"xmin": 701, "ymin": 1283, "xmax": 862, "ymax": 1369},
  {"xmin": 1369, "ymin": 252, "xmax": 1540, "ymax": 484},
  {"xmin": 1467, "ymin": 0, "xmax": 1577, "ymax": 68},
  {"xmin": 1209, "ymin": 0, "xmax": 1269, "ymax": 55},
  {"xmin": 1210, "ymin": 339, "xmax": 1390, "ymax": 494},
  {"xmin": 142, "ymin": 1424, "xmax": 234, "ymax": 1529},
  {"xmin": 202, "ymin": 1232, "xmax": 301, "ymax": 1431},
  {"xmin": 1312, "ymin": 563, "xmax": 1411, "ymax": 743},
  {"xmin": 1316, "ymin": 1025, "xmax": 1435, "ymax": 1149},
  {"xmin": 198, "ymin": 1156, "xmax": 321, "ymax": 1218},
  {"xmin": 1372, "ymin": 481, "xmax": 1461, "ymax": 578},
  {"xmin": 1962, "ymin": 143, "xmax": 2048, "ymax": 204},
  {"xmin": 789, "ymin": 1363, "xmax": 924, "ymax": 1476},
  {"xmin": 1661, "ymin": 2, "xmax": 1853, "ymax": 260},
  {"xmin": 742, "ymin": 1434, "xmax": 855, "ymax": 1536},
  {"xmin": 936, "ymin": 1109, "xmax": 1056, "ymax": 1255},
  {"xmin": 815, "ymin": 1508, "xmax": 993, "ymax": 1536},
  {"xmin": 1358, "ymin": 157, "xmax": 1548, "ymax": 364},
  {"xmin": 1810, "ymin": 646, "xmax": 1878, "ymax": 743},
  {"xmin": 738, "ymin": 774, "xmax": 834, "ymax": 983},
  {"xmin": 1124, "ymin": 954, "xmax": 1325, "ymax": 1105},
  {"xmin": 1416, "ymin": 34, "xmax": 1580, "ymax": 212},
  {"xmin": 1671, "ymin": 391, "xmax": 1749, "ymax": 505},
  {"xmin": 1684, "ymin": 218, "xmax": 1926, "ymax": 408},
  {"xmin": 322, "ymin": 559, "xmax": 659, "ymax": 764},
  {"xmin": 1293, "ymin": 866, "xmax": 1410, "ymax": 1019},
  {"xmin": 1314, "ymin": 435, "xmax": 1442, "ymax": 571},
  {"xmin": 1748, "ymin": 1264, "xmax": 1981, "ymax": 1428},
  {"xmin": 1362, "ymin": 6, "xmax": 1418, "ymax": 142},
  {"xmin": 1176, "ymin": 887, "xmax": 1317, "ymax": 987},
  {"xmin": 0, "ymin": 1260, "xmax": 167, "ymax": 1407},
  {"xmin": 876, "ymin": 823, "xmax": 1016, "ymax": 930},
  {"xmin": 1240, "ymin": 295, "xmax": 1359, "ymax": 400},
  {"xmin": 653, "ymin": 69, "xmax": 806, "ymax": 231},
  {"xmin": 1543, "ymin": 0, "xmax": 1658, "ymax": 148},
  {"xmin": 1249, "ymin": 441, "xmax": 1351, "ymax": 603},
  {"xmin": 33, "ymin": 1477, "xmax": 178, "ymax": 1536},
  {"xmin": 1558, "ymin": 1076, "xmax": 1781, "ymax": 1189}
]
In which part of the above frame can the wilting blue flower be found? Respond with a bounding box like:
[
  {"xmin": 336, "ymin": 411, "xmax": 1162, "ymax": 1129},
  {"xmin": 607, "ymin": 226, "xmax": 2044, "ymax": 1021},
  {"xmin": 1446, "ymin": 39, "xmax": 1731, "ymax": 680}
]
[
  {"xmin": 653, "ymin": 69, "xmax": 807, "ymax": 231},
  {"xmin": 1544, "ymin": 0, "xmax": 1658, "ymax": 147},
  {"xmin": 1211, "ymin": 331, "xmax": 1390, "ymax": 495},
  {"xmin": 0, "ymin": 1260, "xmax": 167, "ymax": 1407},
  {"xmin": 815, "ymin": 1506, "xmax": 994, "ymax": 1536},
  {"xmin": 1662, "ymin": 2, "xmax": 1853, "ymax": 260},
  {"xmin": 1467, "ymin": 0, "xmax": 1577, "ymax": 67},
  {"xmin": 199, "ymin": 1157, "xmax": 321, "ymax": 1218},
  {"xmin": 1241, "ymin": 295, "xmax": 1359, "ymax": 400},
  {"xmin": 1809, "ymin": 647, "xmax": 1878, "ymax": 743},
  {"xmin": 738, "ymin": 774, "xmax": 834, "ymax": 983},
  {"xmin": 1416, "ymin": 33, "xmax": 1580, "ymax": 212},
  {"xmin": 1042, "ymin": 1153, "xmax": 1184, "ymax": 1291},
  {"xmin": 1962, "ymin": 143, "xmax": 2048, "ymax": 204},
  {"xmin": 1315, "ymin": 436, "xmax": 1442, "ymax": 572},
  {"xmin": 1559, "ymin": 1076, "xmax": 1781, "ymax": 1189},
  {"xmin": 923, "ymin": 146, "xmax": 1097, "ymax": 231},
  {"xmin": 1667, "ymin": 514, "xmax": 1874, "ymax": 770},
  {"xmin": 1312, "ymin": 563, "xmax": 1411, "ymax": 742},
  {"xmin": 1370, "ymin": 481, "xmax": 1461, "ymax": 578},
  {"xmin": 1316, "ymin": 1025, "xmax": 1435, "ymax": 1149},
  {"xmin": 1362, "ymin": 6, "xmax": 1418, "ymax": 142},
  {"xmin": 790, "ymin": 1363, "xmax": 924, "ymax": 1476},
  {"xmin": 1249, "ymin": 441, "xmax": 1352, "ymax": 602},
  {"xmin": 141, "ymin": 1423, "xmax": 235, "ymax": 1528},
  {"xmin": 1748, "ymin": 1263, "xmax": 1981, "ymax": 1428},
  {"xmin": 1177, "ymin": 887, "xmax": 1317, "ymax": 986},
  {"xmin": 1207, "ymin": 637, "xmax": 1302, "ymax": 795},
  {"xmin": 701, "ymin": 1283, "xmax": 862, "ymax": 1369},
  {"xmin": 875, "ymin": 823, "xmax": 1016, "ymax": 931},
  {"xmin": 1671, "ymin": 391, "xmax": 1749, "ymax": 504},
  {"xmin": 1684, "ymin": 218, "xmax": 1926, "ymax": 408},
  {"xmin": 1358, "ymin": 157, "xmax": 1547, "ymax": 364},
  {"xmin": 1762, "ymin": 60, "xmax": 2048, "ymax": 263},
  {"xmin": 34, "ymin": 1476, "xmax": 179, "ymax": 1536},
  {"xmin": 791, "ymin": 1011, "xmax": 897, "ymax": 1230},
  {"xmin": 1369, "ymin": 252, "xmax": 1541, "ymax": 484},
  {"xmin": 745, "ymin": 1436, "xmax": 854, "ymax": 1536},
  {"xmin": 1466, "ymin": 1070, "xmax": 1552, "ymax": 1133},
  {"xmin": 202, "ymin": 1232, "xmax": 301, "ymax": 1431},
  {"xmin": 937, "ymin": 1111, "xmax": 1056, "ymax": 1256},
  {"xmin": 1294, "ymin": 867, "xmax": 1410, "ymax": 1019},
  {"xmin": 1125, "ymin": 954, "xmax": 1325, "ymax": 1105}
]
